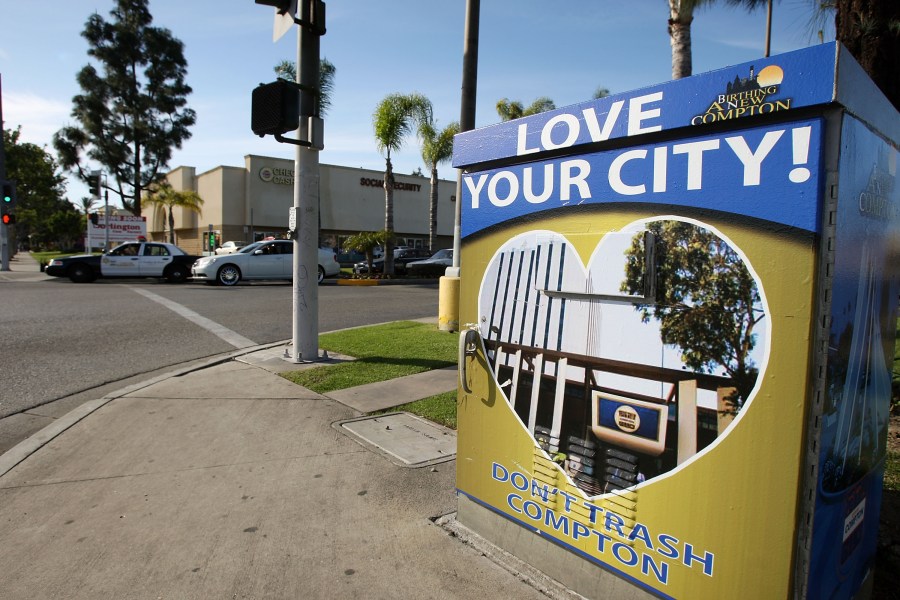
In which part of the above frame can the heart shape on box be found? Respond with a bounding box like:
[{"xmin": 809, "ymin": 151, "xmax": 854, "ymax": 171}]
[{"xmin": 476, "ymin": 216, "xmax": 769, "ymax": 495}]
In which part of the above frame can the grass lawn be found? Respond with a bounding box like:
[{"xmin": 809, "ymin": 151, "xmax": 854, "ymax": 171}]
[{"xmin": 280, "ymin": 320, "xmax": 460, "ymax": 427}]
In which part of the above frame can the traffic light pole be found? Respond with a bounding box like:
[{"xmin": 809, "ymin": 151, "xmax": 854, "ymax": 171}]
[
  {"xmin": 252, "ymin": 0, "xmax": 323, "ymax": 362},
  {"xmin": 1, "ymin": 74, "xmax": 10, "ymax": 272},
  {"xmin": 438, "ymin": 0, "xmax": 480, "ymax": 331},
  {"xmin": 290, "ymin": 0, "xmax": 322, "ymax": 362},
  {"xmin": 104, "ymin": 187, "xmax": 110, "ymax": 250}
]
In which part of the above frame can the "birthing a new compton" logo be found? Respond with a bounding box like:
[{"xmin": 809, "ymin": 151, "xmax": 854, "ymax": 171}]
[{"xmin": 691, "ymin": 64, "xmax": 790, "ymax": 125}]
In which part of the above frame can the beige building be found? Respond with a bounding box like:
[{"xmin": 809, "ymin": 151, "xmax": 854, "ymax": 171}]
[{"xmin": 144, "ymin": 154, "xmax": 457, "ymax": 255}]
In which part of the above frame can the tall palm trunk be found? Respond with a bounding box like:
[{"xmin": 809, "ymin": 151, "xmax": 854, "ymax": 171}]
[
  {"xmin": 428, "ymin": 166, "xmax": 439, "ymax": 252},
  {"xmin": 669, "ymin": 2, "xmax": 694, "ymax": 79},
  {"xmin": 383, "ymin": 154, "xmax": 395, "ymax": 275},
  {"xmin": 167, "ymin": 207, "xmax": 175, "ymax": 244}
]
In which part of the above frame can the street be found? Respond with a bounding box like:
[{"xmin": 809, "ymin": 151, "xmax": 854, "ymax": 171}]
[{"xmin": 0, "ymin": 278, "xmax": 440, "ymax": 450}]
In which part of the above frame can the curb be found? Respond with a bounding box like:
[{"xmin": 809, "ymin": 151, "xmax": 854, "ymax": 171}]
[
  {"xmin": 336, "ymin": 279, "xmax": 379, "ymax": 286},
  {"xmin": 326, "ymin": 277, "xmax": 439, "ymax": 286}
]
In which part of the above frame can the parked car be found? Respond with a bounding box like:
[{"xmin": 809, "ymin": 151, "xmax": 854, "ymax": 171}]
[
  {"xmin": 45, "ymin": 241, "xmax": 198, "ymax": 283},
  {"xmin": 215, "ymin": 241, "xmax": 245, "ymax": 255},
  {"xmin": 353, "ymin": 248, "xmax": 430, "ymax": 275},
  {"xmin": 406, "ymin": 249, "xmax": 453, "ymax": 277},
  {"xmin": 191, "ymin": 240, "xmax": 340, "ymax": 286},
  {"xmin": 335, "ymin": 250, "xmax": 367, "ymax": 268}
]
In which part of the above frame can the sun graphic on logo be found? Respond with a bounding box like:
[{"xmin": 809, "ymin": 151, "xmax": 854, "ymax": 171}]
[{"xmin": 756, "ymin": 65, "xmax": 784, "ymax": 87}]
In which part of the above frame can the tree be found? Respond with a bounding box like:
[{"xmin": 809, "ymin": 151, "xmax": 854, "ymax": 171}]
[
  {"xmin": 344, "ymin": 230, "xmax": 388, "ymax": 276},
  {"xmin": 372, "ymin": 93, "xmax": 432, "ymax": 275},
  {"xmin": 44, "ymin": 210, "xmax": 85, "ymax": 252},
  {"xmin": 274, "ymin": 58, "xmax": 337, "ymax": 117},
  {"xmin": 834, "ymin": 0, "xmax": 900, "ymax": 110},
  {"xmin": 668, "ymin": 0, "xmax": 715, "ymax": 79},
  {"xmin": 620, "ymin": 220, "xmax": 765, "ymax": 408},
  {"xmin": 670, "ymin": 1, "xmax": 788, "ymax": 79},
  {"xmin": 53, "ymin": 0, "xmax": 196, "ymax": 217},
  {"xmin": 417, "ymin": 120, "xmax": 459, "ymax": 252},
  {"xmin": 144, "ymin": 181, "xmax": 204, "ymax": 245},
  {"xmin": 2, "ymin": 127, "xmax": 77, "ymax": 251},
  {"xmin": 593, "ymin": 87, "xmax": 611, "ymax": 99},
  {"xmin": 495, "ymin": 97, "xmax": 555, "ymax": 121},
  {"xmin": 729, "ymin": 0, "xmax": 900, "ymax": 108},
  {"xmin": 77, "ymin": 196, "xmax": 98, "ymax": 216}
]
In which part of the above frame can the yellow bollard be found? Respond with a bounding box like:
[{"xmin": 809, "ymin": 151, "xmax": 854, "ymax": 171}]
[{"xmin": 438, "ymin": 275, "xmax": 459, "ymax": 332}]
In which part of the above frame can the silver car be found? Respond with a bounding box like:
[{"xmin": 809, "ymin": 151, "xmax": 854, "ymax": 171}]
[{"xmin": 192, "ymin": 240, "xmax": 340, "ymax": 286}]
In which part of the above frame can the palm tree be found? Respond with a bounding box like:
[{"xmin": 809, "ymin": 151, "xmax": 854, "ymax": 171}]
[
  {"xmin": 418, "ymin": 120, "xmax": 459, "ymax": 252},
  {"xmin": 144, "ymin": 181, "xmax": 203, "ymax": 245},
  {"xmin": 670, "ymin": 0, "xmax": 782, "ymax": 79},
  {"xmin": 833, "ymin": 0, "xmax": 900, "ymax": 110},
  {"xmin": 495, "ymin": 97, "xmax": 555, "ymax": 121},
  {"xmin": 274, "ymin": 58, "xmax": 336, "ymax": 117},
  {"xmin": 372, "ymin": 93, "xmax": 432, "ymax": 275},
  {"xmin": 668, "ymin": 0, "xmax": 714, "ymax": 79},
  {"xmin": 77, "ymin": 196, "xmax": 97, "ymax": 216},
  {"xmin": 344, "ymin": 230, "xmax": 387, "ymax": 276}
]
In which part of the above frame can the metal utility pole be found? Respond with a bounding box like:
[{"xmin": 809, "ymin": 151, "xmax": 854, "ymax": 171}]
[
  {"xmin": 252, "ymin": 0, "xmax": 325, "ymax": 362},
  {"xmin": 291, "ymin": 0, "xmax": 323, "ymax": 362},
  {"xmin": 438, "ymin": 0, "xmax": 479, "ymax": 332},
  {"xmin": 0, "ymin": 74, "xmax": 10, "ymax": 271},
  {"xmin": 104, "ymin": 187, "xmax": 110, "ymax": 250},
  {"xmin": 451, "ymin": 0, "xmax": 480, "ymax": 273}
]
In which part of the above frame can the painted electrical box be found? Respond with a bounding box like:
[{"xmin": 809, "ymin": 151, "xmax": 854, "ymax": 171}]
[{"xmin": 453, "ymin": 42, "xmax": 899, "ymax": 600}]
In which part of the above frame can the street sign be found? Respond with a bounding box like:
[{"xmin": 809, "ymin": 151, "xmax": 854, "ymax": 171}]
[{"xmin": 272, "ymin": 0, "xmax": 297, "ymax": 42}]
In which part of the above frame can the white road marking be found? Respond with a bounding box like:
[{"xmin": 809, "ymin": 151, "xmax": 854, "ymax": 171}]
[{"xmin": 130, "ymin": 287, "xmax": 258, "ymax": 349}]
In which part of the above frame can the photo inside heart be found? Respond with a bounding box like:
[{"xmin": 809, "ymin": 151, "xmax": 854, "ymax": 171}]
[{"xmin": 477, "ymin": 216, "xmax": 769, "ymax": 496}]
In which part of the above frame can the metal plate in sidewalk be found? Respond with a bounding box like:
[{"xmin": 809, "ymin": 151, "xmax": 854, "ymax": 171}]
[{"xmin": 337, "ymin": 412, "xmax": 456, "ymax": 468}]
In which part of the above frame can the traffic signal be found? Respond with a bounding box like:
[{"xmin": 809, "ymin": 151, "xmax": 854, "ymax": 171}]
[
  {"xmin": 2, "ymin": 180, "xmax": 15, "ymax": 208},
  {"xmin": 1, "ymin": 180, "xmax": 16, "ymax": 226},
  {"xmin": 208, "ymin": 232, "xmax": 217, "ymax": 252},
  {"xmin": 87, "ymin": 171, "xmax": 102, "ymax": 198},
  {"xmin": 90, "ymin": 213, "xmax": 99, "ymax": 225},
  {"xmin": 251, "ymin": 80, "xmax": 300, "ymax": 137}
]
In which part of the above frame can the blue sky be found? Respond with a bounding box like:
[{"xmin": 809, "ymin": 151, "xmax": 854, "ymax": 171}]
[{"xmin": 0, "ymin": 0, "xmax": 832, "ymax": 208}]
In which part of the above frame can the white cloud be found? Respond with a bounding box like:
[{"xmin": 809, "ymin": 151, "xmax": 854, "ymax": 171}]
[{"xmin": 4, "ymin": 92, "xmax": 71, "ymax": 148}]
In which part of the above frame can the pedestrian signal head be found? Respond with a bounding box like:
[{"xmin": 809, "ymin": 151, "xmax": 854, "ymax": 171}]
[{"xmin": 251, "ymin": 80, "xmax": 300, "ymax": 137}]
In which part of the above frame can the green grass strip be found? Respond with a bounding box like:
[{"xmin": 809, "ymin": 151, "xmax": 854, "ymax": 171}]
[
  {"xmin": 375, "ymin": 391, "xmax": 458, "ymax": 430},
  {"xmin": 280, "ymin": 321, "xmax": 458, "ymax": 394}
]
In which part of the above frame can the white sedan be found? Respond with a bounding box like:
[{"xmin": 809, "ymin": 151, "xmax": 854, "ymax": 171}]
[
  {"xmin": 215, "ymin": 241, "xmax": 245, "ymax": 255},
  {"xmin": 192, "ymin": 240, "xmax": 340, "ymax": 286}
]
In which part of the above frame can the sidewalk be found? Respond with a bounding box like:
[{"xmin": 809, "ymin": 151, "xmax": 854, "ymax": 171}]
[
  {"xmin": 0, "ymin": 337, "xmax": 578, "ymax": 599},
  {"xmin": 0, "ymin": 251, "xmax": 47, "ymax": 281}
]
